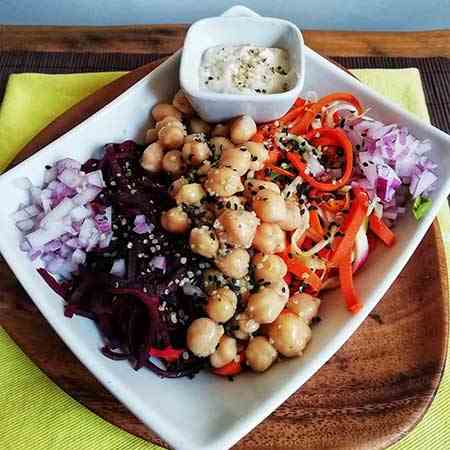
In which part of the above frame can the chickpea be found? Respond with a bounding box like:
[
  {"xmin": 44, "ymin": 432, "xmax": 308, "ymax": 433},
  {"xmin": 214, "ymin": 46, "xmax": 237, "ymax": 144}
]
[
  {"xmin": 152, "ymin": 103, "xmax": 182, "ymax": 122},
  {"xmin": 211, "ymin": 123, "xmax": 230, "ymax": 138},
  {"xmin": 230, "ymin": 115, "xmax": 257, "ymax": 145},
  {"xmin": 219, "ymin": 147, "xmax": 251, "ymax": 176},
  {"xmin": 182, "ymin": 141, "xmax": 211, "ymax": 166},
  {"xmin": 278, "ymin": 201, "xmax": 304, "ymax": 231},
  {"xmin": 190, "ymin": 227, "xmax": 219, "ymax": 258},
  {"xmin": 245, "ymin": 142, "xmax": 269, "ymax": 171},
  {"xmin": 253, "ymin": 254, "xmax": 287, "ymax": 283},
  {"xmin": 209, "ymin": 136, "xmax": 234, "ymax": 157},
  {"xmin": 232, "ymin": 277, "xmax": 252, "ymax": 298},
  {"xmin": 203, "ymin": 269, "xmax": 227, "ymax": 293},
  {"xmin": 155, "ymin": 116, "xmax": 184, "ymax": 132},
  {"xmin": 190, "ymin": 117, "xmax": 211, "ymax": 135},
  {"xmin": 253, "ymin": 223, "xmax": 286, "ymax": 254},
  {"xmin": 144, "ymin": 128, "xmax": 158, "ymax": 144},
  {"xmin": 206, "ymin": 286, "xmax": 238, "ymax": 323},
  {"xmin": 204, "ymin": 167, "xmax": 244, "ymax": 197},
  {"xmin": 246, "ymin": 288, "xmax": 287, "ymax": 324},
  {"xmin": 269, "ymin": 312, "xmax": 311, "ymax": 357},
  {"xmin": 184, "ymin": 133, "xmax": 206, "ymax": 144},
  {"xmin": 269, "ymin": 279, "xmax": 290, "ymax": 302},
  {"xmin": 287, "ymin": 292, "xmax": 321, "ymax": 325},
  {"xmin": 158, "ymin": 125, "xmax": 185, "ymax": 149},
  {"xmin": 175, "ymin": 183, "xmax": 206, "ymax": 205},
  {"xmin": 168, "ymin": 177, "xmax": 188, "ymax": 198},
  {"xmin": 217, "ymin": 209, "xmax": 259, "ymax": 248},
  {"xmin": 215, "ymin": 248, "xmax": 250, "ymax": 279},
  {"xmin": 162, "ymin": 150, "xmax": 186, "ymax": 176},
  {"xmin": 216, "ymin": 195, "xmax": 245, "ymax": 214},
  {"xmin": 253, "ymin": 190, "xmax": 287, "ymax": 223},
  {"xmin": 172, "ymin": 89, "xmax": 194, "ymax": 115},
  {"xmin": 210, "ymin": 336, "xmax": 237, "ymax": 368},
  {"xmin": 187, "ymin": 317, "xmax": 224, "ymax": 357},
  {"xmin": 161, "ymin": 207, "xmax": 191, "ymax": 234},
  {"xmin": 244, "ymin": 179, "xmax": 280, "ymax": 198},
  {"xmin": 237, "ymin": 312, "xmax": 260, "ymax": 336},
  {"xmin": 141, "ymin": 142, "xmax": 164, "ymax": 172},
  {"xmin": 197, "ymin": 161, "xmax": 212, "ymax": 177},
  {"xmin": 245, "ymin": 336, "xmax": 277, "ymax": 372}
]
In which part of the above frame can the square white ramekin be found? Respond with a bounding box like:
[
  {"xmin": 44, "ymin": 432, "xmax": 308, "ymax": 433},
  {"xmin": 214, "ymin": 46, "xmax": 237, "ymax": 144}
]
[{"xmin": 180, "ymin": 13, "xmax": 305, "ymax": 123}]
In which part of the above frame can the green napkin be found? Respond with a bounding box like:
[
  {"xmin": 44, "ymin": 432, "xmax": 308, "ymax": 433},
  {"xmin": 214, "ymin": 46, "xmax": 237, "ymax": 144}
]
[{"xmin": 0, "ymin": 68, "xmax": 449, "ymax": 450}]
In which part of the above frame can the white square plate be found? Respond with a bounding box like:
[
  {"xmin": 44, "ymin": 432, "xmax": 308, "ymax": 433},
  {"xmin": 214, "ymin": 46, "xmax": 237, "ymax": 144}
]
[{"xmin": 0, "ymin": 6, "xmax": 449, "ymax": 450}]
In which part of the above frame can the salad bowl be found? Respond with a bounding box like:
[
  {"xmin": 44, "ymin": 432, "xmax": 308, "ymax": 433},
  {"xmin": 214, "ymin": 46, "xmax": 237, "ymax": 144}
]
[{"xmin": 0, "ymin": 6, "xmax": 449, "ymax": 450}]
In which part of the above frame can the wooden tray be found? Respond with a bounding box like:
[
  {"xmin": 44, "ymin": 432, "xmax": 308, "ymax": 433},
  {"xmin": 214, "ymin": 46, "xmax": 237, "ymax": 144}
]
[{"xmin": 1, "ymin": 58, "xmax": 448, "ymax": 450}]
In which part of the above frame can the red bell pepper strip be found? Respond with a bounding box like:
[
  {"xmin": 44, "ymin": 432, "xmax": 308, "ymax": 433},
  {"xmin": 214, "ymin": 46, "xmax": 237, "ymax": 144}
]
[
  {"xmin": 309, "ymin": 210, "xmax": 325, "ymax": 239},
  {"xmin": 148, "ymin": 346, "xmax": 185, "ymax": 363},
  {"xmin": 279, "ymin": 252, "xmax": 322, "ymax": 292},
  {"xmin": 291, "ymin": 92, "xmax": 364, "ymax": 135},
  {"xmin": 252, "ymin": 131, "xmax": 265, "ymax": 143},
  {"xmin": 268, "ymin": 146, "xmax": 282, "ymax": 164},
  {"xmin": 330, "ymin": 187, "xmax": 369, "ymax": 266},
  {"xmin": 339, "ymin": 250, "xmax": 361, "ymax": 313},
  {"xmin": 212, "ymin": 352, "xmax": 245, "ymax": 376},
  {"xmin": 265, "ymin": 164, "xmax": 295, "ymax": 178},
  {"xmin": 369, "ymin": 215, "xmax": 395, "ymax": 247},
  {"xmin": 279, "ymin": 105, "xmax": 306, "ymax": 125},
  {"xmin": 286, "ymin": 128, "xmax": 353, "ymax": 192}
]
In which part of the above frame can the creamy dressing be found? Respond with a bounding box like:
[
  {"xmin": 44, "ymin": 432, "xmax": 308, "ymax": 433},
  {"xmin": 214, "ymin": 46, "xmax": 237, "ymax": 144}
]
[{"xmin": 199, "ymin": 45, "xmax": 294, "ymax": 95}]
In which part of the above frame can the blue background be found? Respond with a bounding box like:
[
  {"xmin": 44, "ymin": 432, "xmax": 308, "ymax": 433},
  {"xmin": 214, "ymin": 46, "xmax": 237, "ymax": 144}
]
[{"xmin": 1, "ymin": 0, "xmax": 449, "ymax": 30}]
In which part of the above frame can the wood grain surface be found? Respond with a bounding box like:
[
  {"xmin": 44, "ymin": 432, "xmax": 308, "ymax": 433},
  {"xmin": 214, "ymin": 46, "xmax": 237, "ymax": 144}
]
[
  {"xmin": 1, "ymin": 25, "xmax": 450, "ymax": 57},
  {"xmin": 0, "ymin": 26, "xmax": 448, "ymax": 450}
]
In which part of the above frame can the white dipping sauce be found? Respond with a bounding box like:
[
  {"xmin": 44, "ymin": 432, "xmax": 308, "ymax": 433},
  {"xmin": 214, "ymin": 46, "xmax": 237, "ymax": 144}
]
[{"xmin": 199, "ymin": 45, "xmax": 294, "ymax": 95}]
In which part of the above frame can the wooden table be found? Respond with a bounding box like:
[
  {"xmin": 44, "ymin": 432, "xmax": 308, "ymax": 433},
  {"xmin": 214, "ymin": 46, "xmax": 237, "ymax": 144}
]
[
  {"xmin": 0, "ymin": 23, "xmax": 449, "ymax": 450},
  {"xmin": 0, "ymin": 26, "xmax": 449, "ymax": 57}
]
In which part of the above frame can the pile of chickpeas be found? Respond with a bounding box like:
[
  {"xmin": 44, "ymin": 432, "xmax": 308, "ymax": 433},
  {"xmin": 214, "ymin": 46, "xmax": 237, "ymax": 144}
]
[{"xmin": 141, "ymin": 90, "xmax": 321, "ymax": 374}]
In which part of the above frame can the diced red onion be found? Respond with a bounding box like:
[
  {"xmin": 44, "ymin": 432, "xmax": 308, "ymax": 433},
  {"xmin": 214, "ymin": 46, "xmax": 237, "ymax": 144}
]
[
  {"xmin": 30, "ymin": 250, "xmax": 42, "ymax": 261},
  {"xmin": 26, "ymin": 222, "xmax": 66, "ymax": 248},
  {"xmin": 70, "ymin": 205, "xmax": 91, "ymax": 222},
  {"xmin": 150, "ymin": 255, "xmax": 166, "ymax": 273},
  {"xmin": 16, "ymin": 218, "xmax": 35, "ymax": 232},
  {"xmin": 55, "ymin": 158, "xmax": 82, "ymax": 174},
  {"xmin": 44, "ymin": 166, "xmax": 57, "ymax": 184},
  {"xmin": 73, "ymin": 186, "xmax": 101, "ymax": 205},
  {"xmin": 58, "ymin": 168, "xmax": 83, "ymax": 188},
  {"xmin": 71, "ymin": 249, "xmax": 86, "ymax": 265},
  {"xmin": 133, "ymin": 214, "xmax": 154, "ymax": 234},
  {"xmin": 86, "ymin": 170, "xmax": 106, "ymax": 188},
  {"xmin": 20, "ymin": 239, "xmax": 32, "ymax": 252},
  {"xmin": 110, "ymin": 258, "xmax": 126, "ymax": 278},
  {"xmin": 65, "ymin": 238, "xmax": 82, "ymax": 249},
  {"xmin": 44, "ymin": 239, "xmax": 62, "ymax": 252},
  {"xmin": 410, "ymin": 169, "xmax": 437, "ymax": 198},
  {"xmin": 24, "ymin": 205, "xmax": 41, "ymax": 217},
  {"xmin": 40, "ymin": 198, "xmax": 75, "ymax": 227}
]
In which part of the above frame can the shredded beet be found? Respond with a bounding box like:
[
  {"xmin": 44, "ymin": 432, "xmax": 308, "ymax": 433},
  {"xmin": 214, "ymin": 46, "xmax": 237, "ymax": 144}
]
[{"xmin": 41, "ymin": 141, "xmax": 209, "ymax": 378}]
